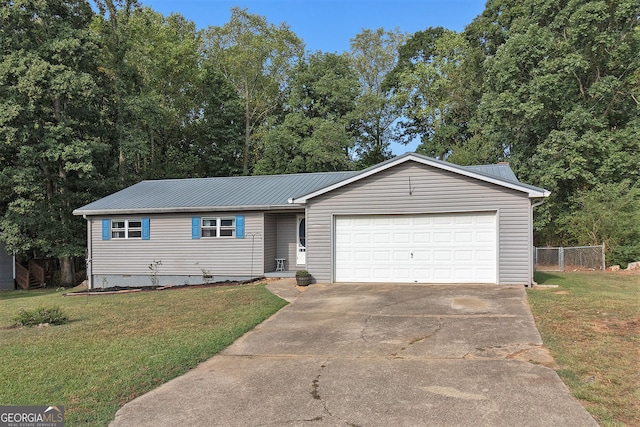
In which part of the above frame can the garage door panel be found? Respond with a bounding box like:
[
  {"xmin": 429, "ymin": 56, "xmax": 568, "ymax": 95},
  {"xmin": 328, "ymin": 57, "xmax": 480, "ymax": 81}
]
[
  {"xmin": 434, "ymin": 250, "xmax": 452, "ymax": 261},
  {"xmin": 454, "ymin": 215, "xmax": 473, "ymax": 225},
  {"xmin": 413, "ymin": 216, "xmax": 432, "ymax": 226},
  {"xmin": 393, "ymin": 233, "xmax": 410, "ymax": 244},
  {"xmin": 373, "ymin": 233, "xmax": 390, "ymax": 244},
  {"xmin": 413, "ymin": 268, "xmax": 431, "ymax": 281},
  {"xmin": 393, "ymin": 217, "xmax": 411, "ymax": 225},
  {"xmin": 412, "ymin": 251, "xmax": 430, "ymax": 261},
  {"xmin": 477, "ymin": 231, "xmax": 495, "ymax": 243},
  {"xmin": 336, "ymin": 251, "xmax": 352, "ymax": 262},
  {"xmin": 373, "ymin": 251, "xmax": 390, "ymax": 262},
  {"xmin": 435, "ymin": 231, "xmax": 453, "ymax": 242},
  {"xmin": 354, "ymin": 233, "xmax": 371, "ymax": 244},
  {"xmin": 476, "ymin": 249, "xmax": 495, "ymax": 261},
  {"xmin": 434, "ymin": 217, "xmax": 453, "ymax": 225},
  {"xmin": 413, "ymin": 232, "xmax": 431, "ymax": 243},
  {"xmin": 354, "ymin": 251, "xmax": 371, "ymax": 261},
  {"xmin": 372, "ymin": 268, "xmax": 392, "ymax": 280},
  {"xmin": 372, "ymin": 217, "xmax": 390, "ymax": 226},
  {"xmin": 455, "ymin": 232, "xmax": 473, "ymax": 243},
  {"xmin": 433, "ymin": 269, "xmax": 453, "ymax": 280},
  {"xmin": 476, "ymin": 269, "xmax": 495, "ymax": 280},
  {"xmin": 393, "ymin": 268, "xmax": 411, "ymax": 280},
  {"xmin": 454, "ymin": 250, "xmax": 473, "ymax": 262},
  {"xmin": 454, "ymin": 268, "xmax": 474, "ymax": 280},
  {"xmin": 335, "ymin": 213, "xmax": 496, "ymax": 284},
  {"xmin": 476, "ymin": 215, "xmax": 496, "ymax": 224},
  {"xmin": 353, "ymin": 217, "xmax": 371, "ymax": 226}
]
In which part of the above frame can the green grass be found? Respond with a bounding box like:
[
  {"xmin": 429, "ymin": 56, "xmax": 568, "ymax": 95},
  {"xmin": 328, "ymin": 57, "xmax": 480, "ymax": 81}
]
[
  {"xmin": 0, "ymin": 284, "xmax": 287, "ymax": 426},
  {"xmin": 527, "ymin": 272, "xmax": 640, "ymax": 426}
]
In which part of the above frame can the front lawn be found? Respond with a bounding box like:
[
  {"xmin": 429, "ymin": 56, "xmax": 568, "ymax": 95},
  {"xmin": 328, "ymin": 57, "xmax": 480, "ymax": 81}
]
[
  {"xmin": 528, "ymin": 271, "xmax": 640, "ymax": 426},
  {"xmin": 0, "ymin": 284, "xmax": 287, "ymax": 426}
]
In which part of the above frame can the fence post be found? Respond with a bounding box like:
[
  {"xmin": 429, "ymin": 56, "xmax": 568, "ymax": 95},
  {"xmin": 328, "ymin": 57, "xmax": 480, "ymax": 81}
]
[
  {"xmin": 601, "ymin": 243, "xmax": 606, "ymax": 270},
  {"xmin": 559, "ymin": 247, "xmax": 564, "ymax": 272}
]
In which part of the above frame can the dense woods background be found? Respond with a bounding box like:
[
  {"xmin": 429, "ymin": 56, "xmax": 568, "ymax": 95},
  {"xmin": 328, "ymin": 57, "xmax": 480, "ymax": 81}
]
[{"xmin": 1, "ymin": 0, "xmax": 639, "ymax": 285}]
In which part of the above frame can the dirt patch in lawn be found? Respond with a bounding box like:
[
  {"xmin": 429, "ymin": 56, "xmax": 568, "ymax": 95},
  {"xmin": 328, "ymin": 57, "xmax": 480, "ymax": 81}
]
[{"xmin": 591, "ymin": 316, "xmax": 640, "ymax": 335}]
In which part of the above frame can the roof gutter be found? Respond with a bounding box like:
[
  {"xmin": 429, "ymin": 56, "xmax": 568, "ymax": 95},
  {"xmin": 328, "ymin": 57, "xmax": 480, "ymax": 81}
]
[{"xmin": 72, "ymin": 203, "xmax": 305, "ymax": 217}]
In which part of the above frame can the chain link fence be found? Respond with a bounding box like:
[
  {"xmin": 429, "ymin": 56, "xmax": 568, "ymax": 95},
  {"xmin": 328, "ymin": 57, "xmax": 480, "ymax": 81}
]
[{"xmin": 534, "ymin": 245, "xmax": 605, "ymax": 272}]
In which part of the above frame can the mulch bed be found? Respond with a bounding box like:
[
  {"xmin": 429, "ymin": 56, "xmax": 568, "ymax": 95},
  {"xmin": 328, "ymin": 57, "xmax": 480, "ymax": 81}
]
[{"xmin": 63, "ymin": 277, "xmax": 265, "ymax": 296}]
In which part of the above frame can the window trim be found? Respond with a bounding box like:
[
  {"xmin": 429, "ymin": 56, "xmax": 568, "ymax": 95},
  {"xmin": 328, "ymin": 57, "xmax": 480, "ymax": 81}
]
[
  {"xmin": 201, "ymin": 216, "xmax": 236, "ymax": 238},
  {"xmin": 111, "ymin": 219, "xmax": 143, "ymax": 239}
]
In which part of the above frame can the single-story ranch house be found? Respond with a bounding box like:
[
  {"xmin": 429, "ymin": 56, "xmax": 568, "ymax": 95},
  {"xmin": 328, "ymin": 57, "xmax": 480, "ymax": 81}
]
[{"xmin": 73, "ymin": 153, "xmax": 550, "ymax": 288}]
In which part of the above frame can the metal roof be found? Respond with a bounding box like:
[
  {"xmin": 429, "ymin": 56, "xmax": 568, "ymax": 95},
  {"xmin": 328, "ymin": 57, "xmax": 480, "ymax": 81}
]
[
  {"xmin": 73, "ymin": 171, "xmax": 359, "ymax": 215},
  {"xmin": 464, "ymin": 164, "xmax": 519, "ymax": 182},
  {"xmin": 74, "ymin": 153, "xmax": 549, "ymax": 216}
]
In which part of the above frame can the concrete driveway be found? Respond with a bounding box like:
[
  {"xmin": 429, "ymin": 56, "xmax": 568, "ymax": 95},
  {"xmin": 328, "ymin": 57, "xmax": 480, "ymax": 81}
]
[{"xmin": 111, "ymin": 281, "xmax": 598, "ymax": 427}]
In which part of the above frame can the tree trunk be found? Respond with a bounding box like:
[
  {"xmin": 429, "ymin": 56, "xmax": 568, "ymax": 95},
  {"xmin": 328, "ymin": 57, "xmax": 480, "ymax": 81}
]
[
  {"xmin": 243, "ymin": 99, "xmax": 251, "ymax": 175},
  {"xmin": 60, "ymin": 257, "xmax": 75, "ymax": 287}
]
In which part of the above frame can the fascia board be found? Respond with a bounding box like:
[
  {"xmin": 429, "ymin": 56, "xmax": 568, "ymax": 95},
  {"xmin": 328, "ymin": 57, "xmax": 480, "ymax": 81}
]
[{"xmin": 72, "ymin": 204, "xmax": 303, "ymax": 217}]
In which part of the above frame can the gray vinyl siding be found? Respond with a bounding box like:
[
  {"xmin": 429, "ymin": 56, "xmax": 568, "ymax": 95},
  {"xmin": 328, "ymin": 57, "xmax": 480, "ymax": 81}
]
[
  {"xmin": 306, "ymin": 161, "xmax": 532, "ymax": 285},
  {"xmin": 0, "ymin": 241, "xmax": 14, "ymax": 290},
  {"xmin": 91, "ymin": 212, "xmax": 264, "ymax": 281},
  {"xmin": 276, "ymin": 214, "xmax": 297, "ymax": 269},
  {"xmin": 263, "ymin": 213, "xmax": 277, "ymax": 273}
]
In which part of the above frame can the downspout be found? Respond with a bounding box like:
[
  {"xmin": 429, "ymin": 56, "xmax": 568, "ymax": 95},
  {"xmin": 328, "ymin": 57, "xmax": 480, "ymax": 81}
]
[
  {"xmin": 531, "ymin": 199, "xmax": 546, "ymax": 209},
  {"xmin": 530, "ymin": 198, "xmax": 547, "ymax": 286},
  {"xmin": 83, "ymin": 215, "xmax": 92, "ymax": 289}
]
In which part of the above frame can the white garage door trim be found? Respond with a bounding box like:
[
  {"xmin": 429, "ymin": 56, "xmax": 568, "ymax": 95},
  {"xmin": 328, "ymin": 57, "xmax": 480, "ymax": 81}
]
[{"xmin": 334, "ymin": 212, "xmax": 497, "ymax": 283}]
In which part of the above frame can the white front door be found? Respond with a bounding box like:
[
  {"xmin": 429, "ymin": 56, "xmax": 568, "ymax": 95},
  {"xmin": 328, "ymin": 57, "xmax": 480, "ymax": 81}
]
[{"xmin": 296, "ymin": 215, "xmax": 306, "ymax": 265}]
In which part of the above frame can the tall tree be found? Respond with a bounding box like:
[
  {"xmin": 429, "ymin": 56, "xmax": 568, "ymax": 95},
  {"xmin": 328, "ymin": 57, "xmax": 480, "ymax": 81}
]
[
  {"xmin": 203, "ymin": 7, "xmax": 304, "ymax": 175},
  {"xmin": 93, "ymin": 0, "xmax": 141, "ymax": 185},
  {"xmin": 349, "ymin": 28, "xmax": 407, "ymax": 167},
  {"xmin": 468, "ymin": 0, "xmax": 640, "ymax": 256},
  {"xmin": 392, "ymin": 28, "xmax": 488, "ymax": 164},
  {"xmin": 179, "ymin": 64, "xmax": 245, "ymax": 178},
  {"xmin": 254, "ymin": 52, "xmax": 358, "ymax": 174},
  {"xmin": 0, "ymin": 0, "xmax": 106, "ymax": 285},
  {"xmin": 124, "ymin": 7, "xmax": 203, "ymax": 178}
]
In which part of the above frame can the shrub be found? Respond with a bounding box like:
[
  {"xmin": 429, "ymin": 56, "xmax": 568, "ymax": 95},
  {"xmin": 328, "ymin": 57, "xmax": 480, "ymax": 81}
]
[
  {"xmin": 15, "ymin": 306, "xmax": 68, "ymax": 327},
  {"xmin": 295, "ymin": 270, "xmax": 310, "ymax": 277}
]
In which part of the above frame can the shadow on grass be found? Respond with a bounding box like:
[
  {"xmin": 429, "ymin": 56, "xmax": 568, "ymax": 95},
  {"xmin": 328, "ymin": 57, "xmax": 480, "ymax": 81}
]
[
  {"xmin": 0, "ymin": 289, "xmax": 59, "ymax": 301},
  {"xmin": 534, "ymin": 272, "xmax": 564, "ymax": 284}
]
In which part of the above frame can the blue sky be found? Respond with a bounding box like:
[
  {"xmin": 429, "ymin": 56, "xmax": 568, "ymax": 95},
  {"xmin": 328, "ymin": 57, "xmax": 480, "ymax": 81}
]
[
  {"xmin": 141, "ymin": 0, "xmax": 487, "ymax": 53},
  {"xmin": 139, "ymin": 0, "xmax": 488, "ymax": 153}
]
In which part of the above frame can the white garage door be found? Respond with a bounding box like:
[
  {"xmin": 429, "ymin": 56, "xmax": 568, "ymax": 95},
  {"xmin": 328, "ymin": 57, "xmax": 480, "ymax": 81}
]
[{"xmin": 335, "ymin": 212, "xmax": 496, "ymax": 283}]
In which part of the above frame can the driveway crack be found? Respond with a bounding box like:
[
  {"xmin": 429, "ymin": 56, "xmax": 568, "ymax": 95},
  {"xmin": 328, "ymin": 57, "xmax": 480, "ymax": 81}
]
[
  {"xmin": 393, "ymin": 317, "xmax": 444, "ymax": 357},
  {"xmin": 360, "ymin": 314, "xmax": 372, "ymax": 342},
  {"xmin": 310, "ymin": 360, "xmax": 333, "ymax": 417}
]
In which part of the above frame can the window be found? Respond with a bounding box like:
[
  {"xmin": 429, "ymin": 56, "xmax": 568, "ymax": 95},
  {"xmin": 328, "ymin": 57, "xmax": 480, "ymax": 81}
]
[
  {"xmin": 112, "ymin": 219, "xmax": 142, "ymax": 239},
  {"xmin": 192, "ymin": 216, "xmax": 244, "ymax": 239},
  {"xmin": 202, "ymin": 217, "xmax": 235, "ymax": 238}
]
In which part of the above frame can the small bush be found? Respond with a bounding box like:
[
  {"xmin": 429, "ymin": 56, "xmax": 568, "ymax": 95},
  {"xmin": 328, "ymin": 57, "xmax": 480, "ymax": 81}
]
[
  {"xmin": 15, "ymin": 306, "xmax": 68, "ymax": 327},
  {"xmin": 295, "ymin": 270, "xmax": 310, "ymax": 277},
  {"xmin": 609, "ymin": 244, "xmax": 640, "ymax": 269}
]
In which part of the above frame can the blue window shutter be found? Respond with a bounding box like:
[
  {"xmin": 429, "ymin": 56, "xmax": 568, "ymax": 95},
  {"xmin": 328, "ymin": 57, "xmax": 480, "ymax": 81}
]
[
  {"xmin": 236, "ymin": 215, "xmax": 245, "ymax": 239},
  {"xmin": 142, "ymin": 218, "xmax": 150, "ymax": 240},
  {"xmin": 191, "ymin": 217, "xmax": 201, "ymax": 239},
  {"xmin": 102, "ymin": 219, "xmax": 110, "ymax": 240}
]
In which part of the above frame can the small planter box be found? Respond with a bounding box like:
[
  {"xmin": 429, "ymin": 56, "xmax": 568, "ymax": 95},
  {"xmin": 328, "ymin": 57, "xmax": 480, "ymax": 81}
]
[{"xmin": 296, "ymin": 275, "xmax": 311, "ymax": 286}]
